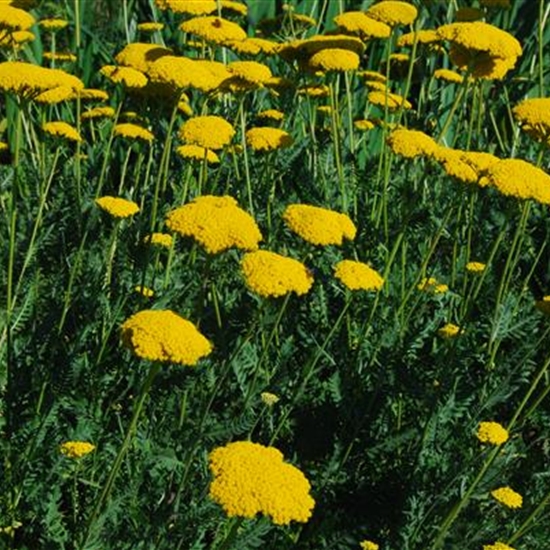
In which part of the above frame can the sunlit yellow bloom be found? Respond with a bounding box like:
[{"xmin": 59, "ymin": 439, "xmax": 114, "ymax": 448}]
[
  {"xmin": 100, "ymin": 65, "xmax": 148, "ymax": 88},
  {"xmin": 513, "ymin": 97, "xmax": 550, "ymax": 144},
  {"xmin": 35, "ymin": 85, "xmax": 75, "ymax": 104},
  {"xmin": 144, "ymin": 232, "xmax": 173, "ymax": 248},
  {"xmin": 466, "ymin": 261, "xmax": 486, "ymax": 273},
  {"xmin": 43, "ymin": 121, "xmax": 82, "ymax": 142},
  {"xmin": 283, "ymin": 204, "xmax": 356, "ymax": 246},
  {"xmin": 220, "ymin": 0, "xmax": 247, "ymax": 16},
  {"xmin": 60, "ymin": 441, "xmax": 95, "ymax": 459},
  {"xmin": 432, "ymin": 147, "xmax": 479, "ymax": 184},
  {"xmin": 334, "ymin": 11, "xmax": 391, "ymax": 39},
  {"xmin": 135, "ymin": 285, "xmax": 155, "ymax": 298},
  {"xmin": 360, "ymin": 541, "xmax": 379, "ymax": 550},
  {"xmin": 417, "ymin": 276, "xmax": 448, "ymax": 294},
  {"xmin": 156, "ymin": 0, "xmax": 216, "ymax": 15},
  {"xmin": 434, "ymin": 68, "xmax": 464, "ymax": 84},
  {"xmin": 78, "ymin": 88, "xmax": 109, "ymax": 101},
  {"xmin": 241, "ymin": 250, "xmax": 313, "ymax": 298},
  {"xmin": 225, "ymin": 37, "xmax": 279, "ymax": 56},
  {"xmin": 334, "ymin": 260, "xmax": 384, "ymax": 291},
  {"xmin": 257, "ymin": 109, "xmax": 284, "ymax": 122},
  {"xmin": 0, "ymin": 29, "xmax": 34, "ymax": 47},
  {"xmin": 113, "ymin": 123, "xmax": 154, "ymax": 143},
  {"xmin": 354, "ymin": 119, "xmax": 376, "ymax": 131},
  {"xmin": 137, "ymin": 21, "xmax": 164, "ymax": 32},
  {"xmin": 261, "ymin": 392, "xmax": 280, "ymax": 406},
  {"xmin": 437, "ymin": 323, "xmax": 461, "ymax": 338},
  {"xmin": 308, "ymin": 48, "xmax": 360, "ymax": 72},
  {"xmin": 227, "ymin": 60, "xmax": 272, "ymax": 85},
  {"xmin": 483, "ymin": 543, "xmax": 515, "ymax": 550},
  {"xmin": 279, "ymin": 35, "xmax": 365, "ymax": 64},
  {"xmin": 39, "ymin": 18, "xmax": 68, "ymax": 30},
  {"xmin": 121, "ymin": 309, "xmax": 212, "ymax": 365},
  {"xmin": 0, "ymin": 4, "xmax": 34, "ymax": 31},
  {"xmin": 366, "ymin": 1, "xmax": 418, "ymax": 27},
  {"xmin": 477, "ymin": 421, "xmax": 509, "ymax": 445},
  {"xmin": 179, "ymin": 115, "xmax": 235, "ymax": 150},
  {"xmin": 176, "ymin": 144, "xmax": 219, "ymax": 163},
  {"xmin": 42, "ymin": 51, "xmax": 77, "ymax": 62},
  {"xmin": 81, "ymin": 106, "xmax": 116, "ymax": 120},
  {"xmin": 387, "ymin": 128, "xmax": 438, "ymax": 158},
  {"xmin": 298, "ymin": 84, "xmax": 329, "ymax": 98},
  {"xmin": 180, "ymin": 16, "xmax": 246, "ymax": 45},
  {"xmin": 359, "ymin": 70, "xmax": 387, "ymax": 83},
  {"xmin": 368, "ymin": 90, "xmax": 412, "ymax": 110},
  {"xmin": 95, "ymin": 196, "xmax": 140, "ymax": 218},
  {"xmin": 209, "ymin": 441, "xmax": 315, "ymax": 524},
  {"xmin": 317, "ymin": 105, "xmax": 332, "ymax": 115},
  {"xmin": 115, "ymin": 43, "xmax": 172, "ymax": 74},
  {"xmin": 166, "ymin": 195, "xmax": 262, "ymax": 254},
  {"xmin": 491, "ymin": 486, "xmax": 523, "ymax": 509},
  {"xmin": 397, "ymin": 29, "xmax": 439, "ymax": 47},
  {"xmin": 246, "ymin": 127, "xmax": 293, "ymax": 152}
]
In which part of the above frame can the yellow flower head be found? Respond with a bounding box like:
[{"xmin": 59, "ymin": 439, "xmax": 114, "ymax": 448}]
[
  {"xmin": 387, "ymin": 128, "xmax": 438, "ymax": 158},
  {"xmin": 176, "ymin": 144, "xmax": 219, "ymax": 164},
  {"xmin": 179, "ymin": 115, "xmax": 235, "ymax": 150},
  {"xmin": 60, "ymin": 441, "xmax": 96, "ymax": 459},
  {"xmin": 135, "ymin": 285, "xmax": 155, "ymax": 298},
  {"xmin": 137, "ymin": 22, "xmax": 164, "ymax": 32},
  {"xmin": 283, "ymin": 204, "xmax": 356, "ymax": 246},
  {"xmin": 483, "ymin": 158, "xmax": 550, "ymax": 205},
  {"xmin": 261, "ymin": 392, "xmax": 280, "ymax": 406},
  {"xmin": 334, "ymin": 260, "xmax": 384, "ymax": 291},
  {"xmin": 115, "ymin": 42, "xmax": 172, "ymax": 73},
  {"xmin": 279, "ymin": 35, "xmax": 365, "ymax": 64},
  {"xmin": 81, "ymin": 106, "xmax": 116, "ymax": 120},
  {"xmin": 366, "ymin": 1, "xmax": 418, "ymax": 27},
  {"xmin": 334, "ymin": 11, "xmax": 391, "ymax": 39},
  {"xmin": 368, "ymin": 90, "xmax": 412, "ymax": 110},
  {"xmin": 144, "ymin": 232, "xmax": 173, "ymax": 249},
  {"xmin": 39, "ymin": 18, "xmax": 68, "ymax": 30},
  {"xmin": 95, "ymin": 196, "xmax": 140, "ymax": 219},
  {"xmin": 227, "ymin": 60, "xmax": 272, "ymax": 86},
  {"xmin": 121, "ymin": 310, "xmax": 212, "ymax": 365},
  {"xmin": 42, "ymin": 121, "xmax": 82, "ymax": 142},
  {"xmin": 483, "ymin": 543, "xmax": 515, "ymax": 550},
  {"xmin": 298, "ymin": 84, "xmax": 330, "ymax": 98},
  {"xmin": 0, "ymin": 4, "xmax": 34, "ymax": 32},
  {"xmin": 477, "ymin": 421, "xmax": 509, "ymax": 445},
  {"xmin": 397, "ymin": 29, "xmax": 440, "ymax": 47},
  {"xmin": 241, "ymin": 250, "xmax": 314, "ymax": 298},
  {"xmin": 166, "ymin": 195, "xmax": 262, "ymax": 254},
  {"xmin": 180, "ymin": 16, "xmax": 246, "ymax": 46},
  {"xmin": 100, "ymin": 65, "xmax": 148, "ymax": 88},
  {"xmin": 432, "ymin": 148, "xmax": 479, "ymax": 185},
  {"xmin": 490, "ymin": 486, "xmax": 523, "ymax": 509},
  {"xmin": 417, "ymin": 277, "xmax": 448, "ymax": 294},
  {"xmin": 78, "ymin": 88, "xmax": 109, "ymax": 101},
  {"xmin": 513, "ymin": 97, "xmax": 550, "ymax": 143},
  {"xmin": 437, "ymin": 323, "xmax": 461, "ymax": 338},
  {"xmin": 34, "ymin": 85, "xmax": 76, "ymax": 105},
  {"xmin": 354, "ymin": 119, "xmax": 376, "ymax": 131},
  {"xmin": 360, "ymin": 541, "xmax": 380, "ymax": 550},
  {"xmin": 225, "ymin": 37, "xmax": 279, "ymax": 56},
  {"xmin": 246, "ymin": 127, "xmax": 293, "ymax": 152},
  {"xmin": 257, "ymin": 109, "xmax": 284, "ymax": 123},
  {"xmin": 113, "ymin": 123, "xmax": 154, "ymax": 143},
  {"xmin": 209, "ymin": 441, "xmax": 315, "ymax": 525},
  {"xmin": 308, "ymin": 48, "xmax": 360, "ymax": 72},
  {"xmin": 466, "ymin": 261, "xmax": 486, "ymax": 273},
  {"xmin": 157, "ymin": 0, "xmax": 216, "ymax": 15},
  {"xmin": 434, "ymin": 68, "xmax": 464, "ymax": 84}
]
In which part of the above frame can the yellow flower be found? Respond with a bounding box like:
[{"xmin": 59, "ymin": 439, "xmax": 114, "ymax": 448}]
[
  {"xmin": 227, "ymin": 60, "xmax": 272, "ymax": 86},
  {"xmin": 115, "ymin": 42, "xmax": 172, "ymax": 74},
  {"xmin": 283, "ymin": 204, "xmax": 356, "ymax": 246},
  {"xmin": 60, "ymin": 441, "xmax": 96, "ymax": 459},
  {"xmin": 226, "ymin": 37, "xmax": 279, "ymax": 56},
  {"xmin": 387, "ymin": 128, "xmax": 438, "ymax": 158},
  {"xmin": 257, "ymin": 109, "xmax": 284, "ymax": 122},
  {"xmin": 279, "ymin": 35, "xmax": 365, "ymax": 64},
  {"xmin": 368, "ymin": 90, "xmax": 412, "ymax": 110},
  {"xmin": 78, "ymin": 88, "xmax": 109, "ymax": 101},
  {"xmin": 308, "ymin": 48, "xmax": 360, "ymax": 72},
  {"xmin": 417, "ymin": 277, "xmax": 448, "ymax": 294},
  {"xmin": 0, "ymin": 4, "xmax": 34, "ymax": 31},
  {"xmin": 34, "ymin": 85, "xmax": 76, "ymax": 104},
  {"xmin": 42, "ymin": 52, "xmax": 77, "ymax": 63},
  {"xmin": 354, "ymin": 119, "xmax": 376, "ymax": 131},
  {"xmin": 180, "ymin": 16, "xmax": 246, "ymax": 46},
  {"xmin": 0, "ymin": 61, "xmax": 83, "ymax": 98},
  {"xmin": 360, "ymin": 541, "xmax": 379, "ymax": 550},
  {"xmin": 157, "ymin": 0, "xmax": 217, "ymax": 15},
  {"xmin": 0, "ymin": 29, "xmax": 34, "ymax": 47},
  {"xmin": 334, "ymin": 11, "xmax": 391, "ymax": 39},
  {"xmin": 166, "ymin": 195, "xmax": 262, "ymax": 254},
  {"xmin": 176, "ymin": 144, "xmax": 219, "ymax": 164},
  {"xmin": 317, "ymin": 105, "xmax": 332, "ymax": 116},
  {"xmin": 437, "ymin": 323, "xmax": 461, "ymax": 338},
  {"xmin": 483, "ymin": 158, "xmax": 550, "ymax": 205},
  {"xmin": 298, "ymin": 84, "xmax": 330, "ymax": 98},
  {"xmin": 81, "ymin": 106, "xmax": 116, "ymax": 120},
  {"xmin": 0, "ymin": 520, "xmax": 22, "ymax": 536},
  {"xmin": 241, "ymin": 250, "xmax": 313, "ymax": 298},
  {"xmin": 513, "ymin": 97, "xmax": 550, "ymax": 143},
  {"xmin": 366, "ymin": 1, "xmax": 418, "ymax": 27},
  {"xmin": 100, "ymin": 65, "xmax": 148, "ymax": 88},
  {"xmin": 483, "ymin": 543, "xmax": 515, "ymax": 550},
  {"xmin": 209, "ymin": 441, "xmax": 315, "ymax": 525},
  {"xmin": 246, "ymin": 127, "xmax": 293, "ymax": 152},
  {"xmin": 261, "ymin": 392, "xmax": 280, "ymax": 406},
  {"xmin": 143, "ymin": 232, "xmax": 173, "ymax": 248},
  {"xmin": 42, "ymin": 121, "xmax": 82, "ymax": 142},
  {"xmin": 113, "ymin": 123, "xmax": 154, "ymax": 143},
  {"xmin": 39, "ymin": 18, "xmax": 68, "ymax": 30},
  {"xmin": 434, "ymin": 68, "xmax": 464, "ymax": 84},
  {"xmin": 491, "ymin": 487, "xmax": 523, "ymax": 509},
  {"xmin": 359, "ymin": 70, "xmax": 387, "ymax": 83},
  {"xmin": 137, "ymin": 21, "xmax": 164, "ymax": 32},
  {"xmin": 466, "ymin": 261, "xmax": 486, "ymax": 273},
  {"xmin": 121, "ymin": 310, "xmax": 212, "ymax": 365},
  {"xmin": 334, "ymin": 260, "xmax": 384, "ymax": 291},
  {"xmin": 135, "ymin": 285, "xmax": 155, "ymax": 298},
  {"xmin": 95, "ymin": 196, "xmax": 140, "ymax": 219},
  {"xmin": 477, "ymin": 421, "xmax": 509, "ymax": 445},
  {"xmin": 397, "ymin": 29, "xmax": 440, "ymax": 47},
  {"xmin": 179, "ymin": 115, "xmax": 235, "ymax": 150},
  {"xmin": 432, "ymin": 148, "xmax": 479, "ymax": 185}
]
